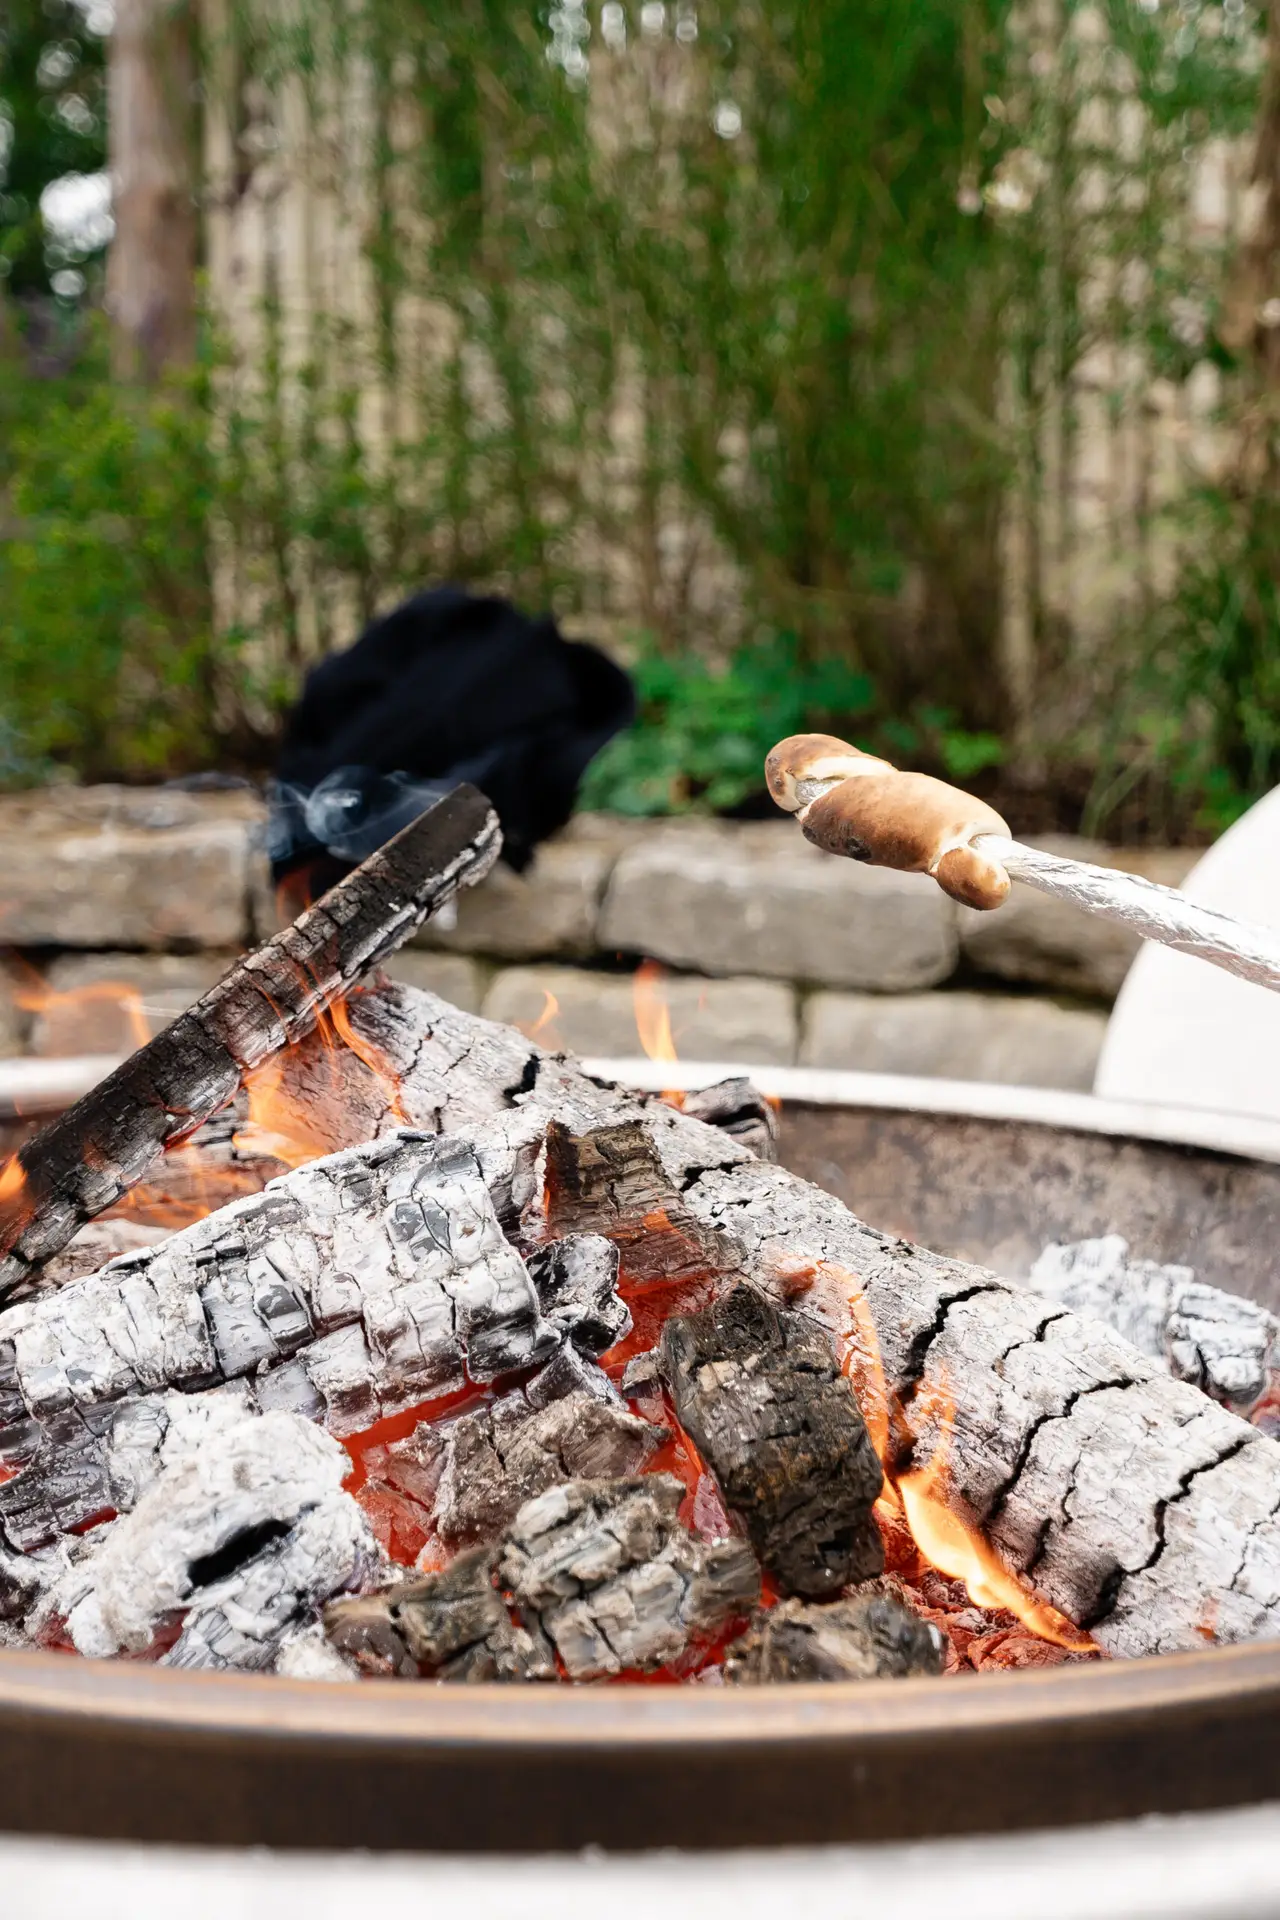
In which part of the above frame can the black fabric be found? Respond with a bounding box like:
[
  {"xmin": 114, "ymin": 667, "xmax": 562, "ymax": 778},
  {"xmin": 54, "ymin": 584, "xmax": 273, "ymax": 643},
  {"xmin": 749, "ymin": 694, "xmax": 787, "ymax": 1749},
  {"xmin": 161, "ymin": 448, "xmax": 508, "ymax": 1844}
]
[{"xmin": 272, "ymin": 586, "xmax": 634, "ymax": 881}]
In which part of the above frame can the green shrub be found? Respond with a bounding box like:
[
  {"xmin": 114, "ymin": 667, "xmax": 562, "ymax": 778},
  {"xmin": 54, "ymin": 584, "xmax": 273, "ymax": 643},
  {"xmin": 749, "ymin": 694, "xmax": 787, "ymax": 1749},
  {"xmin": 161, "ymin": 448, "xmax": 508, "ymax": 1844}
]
[{"xmin": 578, "ymin": 631, "xmax": 1004, "ymax": 816}]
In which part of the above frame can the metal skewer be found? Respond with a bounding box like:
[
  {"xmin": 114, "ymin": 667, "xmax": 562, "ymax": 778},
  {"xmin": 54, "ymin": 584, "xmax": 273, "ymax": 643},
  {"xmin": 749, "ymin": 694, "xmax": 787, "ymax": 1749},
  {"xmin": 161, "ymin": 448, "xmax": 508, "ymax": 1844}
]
[{"xmin": 765, "ymin": 733, "xmax": 1280, "ymax": 997}]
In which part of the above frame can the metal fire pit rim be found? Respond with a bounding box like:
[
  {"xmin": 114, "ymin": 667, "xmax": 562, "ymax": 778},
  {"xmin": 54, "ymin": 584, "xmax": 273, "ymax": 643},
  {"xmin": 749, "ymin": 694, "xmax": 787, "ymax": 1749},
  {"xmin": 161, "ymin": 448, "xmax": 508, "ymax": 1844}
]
[
  {"xmin": 1, "ymin": 1635, "xmax": 1277, "ymax": 1747},
  {"xmin": 2, "ymin": 1639, "xmax": 1280, "ymax": 1851},
  {"xmin": 582, "ymin": 1056, "xmax": 1280, "ymax": 1166}
]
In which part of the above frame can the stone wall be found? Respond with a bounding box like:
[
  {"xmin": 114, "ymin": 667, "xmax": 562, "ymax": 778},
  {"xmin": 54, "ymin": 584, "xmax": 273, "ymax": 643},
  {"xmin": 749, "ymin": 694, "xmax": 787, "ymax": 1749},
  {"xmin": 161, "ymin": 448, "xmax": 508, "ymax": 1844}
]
[{"xmin": 0, "ymin": 788, "xmax": 1196, "ymax": 1092}]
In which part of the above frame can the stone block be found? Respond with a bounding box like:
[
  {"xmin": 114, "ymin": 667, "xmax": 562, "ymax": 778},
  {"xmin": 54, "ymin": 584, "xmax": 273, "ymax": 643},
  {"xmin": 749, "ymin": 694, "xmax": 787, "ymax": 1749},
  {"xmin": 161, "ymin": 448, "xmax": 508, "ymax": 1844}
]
[
  {"xmin": 959, "ymin": 836, "xmax": 1197, "ymax": 1001},
  {"xmin": 0, "ymin": 959, "xmax": 30, "ymax": 1056},
  {"xmin": 0, "ymin": 787, "xmax": 260, "ymax": 951},
  {"xmin": 800, "ymin": 989, "xmax": 1107, "ymax": 1092},
  {"xmin": 414, "ymin": 840, "xmax": 610, "ymax": 961},
  {"xmin": 26, "ymin": 952, "xmax": 235, "ymax": 1057},
  {"xmin": 380, "ymin": 952, "xmax": 484, "ymax": 1014},
  {"xmin": 482, "ymin": 965, "xmax": 798, "ymax": 1065},
  {"xmin": 599, "ymin": 824, "xmax": 958, "ymax": 991}
]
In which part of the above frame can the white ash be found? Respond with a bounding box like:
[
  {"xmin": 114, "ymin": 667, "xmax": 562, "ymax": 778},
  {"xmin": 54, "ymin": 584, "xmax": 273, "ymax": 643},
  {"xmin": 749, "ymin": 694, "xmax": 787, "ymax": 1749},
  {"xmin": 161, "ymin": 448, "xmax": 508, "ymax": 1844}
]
[
  {"xmin": 496, "ymin": 1474, "xmax": 759, "ymax": 1680},
  {"xmin": 1029, "ymin": 1235, "xmax": 1280, "ymax": 1415},
  {"xmin": 274, "ymin": 1622, "xmax": 360, "ymax": 1683},
  {"xmin": 0, "ymin": 1131, "xmax": 565, "ymax": 1546},
  {"xmin": 55, "ymin": 1403, "xmax": 381, "ymax": 1670}
]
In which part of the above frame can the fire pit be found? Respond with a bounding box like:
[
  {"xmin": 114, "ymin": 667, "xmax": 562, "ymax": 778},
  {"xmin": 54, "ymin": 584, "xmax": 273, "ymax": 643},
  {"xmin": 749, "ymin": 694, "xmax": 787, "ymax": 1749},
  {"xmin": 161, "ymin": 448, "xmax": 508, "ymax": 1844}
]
[{"xmin": 3, "ymin": 795, "xmax": 1280, "ymax": 1850}]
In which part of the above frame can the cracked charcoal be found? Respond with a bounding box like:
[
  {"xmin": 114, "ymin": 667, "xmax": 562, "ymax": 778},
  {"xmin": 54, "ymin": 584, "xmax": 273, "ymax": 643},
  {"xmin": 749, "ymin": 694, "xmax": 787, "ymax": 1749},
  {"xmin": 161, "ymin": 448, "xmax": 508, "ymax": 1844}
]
[{"xmin": 660, "ymin": 1285, "xmax": 884, "ymax": 1597}]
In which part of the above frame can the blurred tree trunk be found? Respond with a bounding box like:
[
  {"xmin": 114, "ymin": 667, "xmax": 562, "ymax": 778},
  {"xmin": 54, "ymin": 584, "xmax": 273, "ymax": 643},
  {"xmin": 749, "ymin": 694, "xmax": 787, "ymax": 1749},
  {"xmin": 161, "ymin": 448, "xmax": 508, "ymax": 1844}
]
[
  {"xmin": 106, "ymin": 0, "xmax": 198, "ymax": 381},
  {"xmin": 1221, "ymin": 0, "xmax": 1280, "ymax": 482}
]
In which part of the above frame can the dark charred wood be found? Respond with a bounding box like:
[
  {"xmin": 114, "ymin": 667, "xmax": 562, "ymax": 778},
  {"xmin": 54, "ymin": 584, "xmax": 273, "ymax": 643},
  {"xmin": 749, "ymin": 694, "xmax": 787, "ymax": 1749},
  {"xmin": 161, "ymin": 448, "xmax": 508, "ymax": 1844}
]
[
  {"xmin": 526, "ymin": 1234, "xmax": 631, "ymax": 1356},
  {"xmin": 0, "ymin": 786, "xmax": 500, "ymax": 1297},
  {"xmin": 679, "ymin": 1079, "xmax": 779, "ymax": 1163},
  {"xmin": 322, "ymin": 1593, "xmax": 418, "ymax": 1678},
  {"xmin": 394, "ymin": 1548, "xmax": 557, "ymax": 1682},
  {"xmin": 542, "ymin": 1118, "xmax": 734, "ymax": 1285},
  {"xmin": 660, "ymin": 1285, "xmax": 885, "ymax": 1599},
  {"xmin": 385, "ymin": 1377, "xmax": 669, "ymax": 1549},
  {"xmin": 724, "ymin": 1589, "xmax": 946, "ymax": 1684},
  {"xmin": 496, "ymin": 1474, "xmax": 759, "ymax": 1680}
]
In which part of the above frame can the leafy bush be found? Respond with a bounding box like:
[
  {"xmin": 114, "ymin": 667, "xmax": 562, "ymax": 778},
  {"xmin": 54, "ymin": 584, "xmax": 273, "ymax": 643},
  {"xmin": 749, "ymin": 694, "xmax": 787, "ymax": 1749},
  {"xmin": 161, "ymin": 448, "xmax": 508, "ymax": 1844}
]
[
  {"xmin": 578, "ymin": 632, "xmax": 1004, "ymax": 816},
  {"xmin": 0, "ymin": 347, "xmax": 257, "ymax": 783}
]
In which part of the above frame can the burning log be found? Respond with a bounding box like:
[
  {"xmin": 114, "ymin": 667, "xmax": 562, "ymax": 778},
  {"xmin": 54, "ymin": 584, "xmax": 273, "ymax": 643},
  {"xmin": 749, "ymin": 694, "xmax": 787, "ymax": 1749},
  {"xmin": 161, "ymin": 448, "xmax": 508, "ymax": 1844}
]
[
  {"xmin": 0, "ymin": 1131, "xmax": 568, "ymax": 1547},
  {"xmin": 659, "ymin": 1286, "xmax": 885, "ymax": 1598},
  {"xmin": 724, "ymin": 1589, "xmax": 946, "ymax": 1684},
  {"xmin": 9, "ymin": 977, "xmax": 1280, "ymax": 1665},
  {"xmin": 1030, "ymin": 1236, "xmax": 1280, "ymax": 1425},
  {"xmin": 328, "ymin": 1473, "xmax": 759, "ymax": 1682},
  {"xmin": 0, "ymin": 785, "xmax": 500, "ymax": 1297}
]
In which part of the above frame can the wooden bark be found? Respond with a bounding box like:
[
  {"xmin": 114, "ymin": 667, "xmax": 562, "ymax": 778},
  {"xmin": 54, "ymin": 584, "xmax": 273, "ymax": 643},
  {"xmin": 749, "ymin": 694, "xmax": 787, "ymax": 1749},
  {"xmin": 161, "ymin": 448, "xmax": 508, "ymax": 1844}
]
[
  {"xmin": 0, "ymin": 785, "xmax": 500, "ymax": 1297},
  {"xmin": 9, "ymin": 978, "xmax": 1280, "ymax": 1659},
  {"xmin": 660, "ymin": 1286, "xmax": 885, "ymax": 1598},
  {"xmin": 107, "ymin": 0, "xmax": 199, "ymax": 380}
]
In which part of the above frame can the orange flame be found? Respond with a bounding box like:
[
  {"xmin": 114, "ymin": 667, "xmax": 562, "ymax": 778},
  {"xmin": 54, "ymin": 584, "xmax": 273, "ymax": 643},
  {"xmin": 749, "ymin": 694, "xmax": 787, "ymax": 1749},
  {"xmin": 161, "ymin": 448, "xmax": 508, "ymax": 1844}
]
[
  {"xmin": 778, "ymin": 1256, "xmax": 1095, "ymax": 1652},
  {"xmin": 234, "ymin": 989, "xmax": 409, "ymax": 1171},
  {"xmin": 633, "ymin": 960, "xmax": 685, "ymax": 1108},
  {"xmin": 519, "ymin": 990, "xmax": 563, "ymax": 1047},
  {"xmin": 897, "ymin": 1377, "xmax": 1095, "ymax": 1652},
  {"xmin": 14, "ymin": 962, "xmax": 151, "ymax": 1055},
  {"xmin": 0, "ymin": 1150, "xmax": 29, "ymax": 1250}
]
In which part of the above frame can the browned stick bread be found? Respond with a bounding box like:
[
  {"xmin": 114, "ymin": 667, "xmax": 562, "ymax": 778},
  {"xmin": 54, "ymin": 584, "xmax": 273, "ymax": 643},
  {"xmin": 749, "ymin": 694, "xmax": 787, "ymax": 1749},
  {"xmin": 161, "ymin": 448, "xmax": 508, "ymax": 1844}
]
[{"xmin": 764, "ymin": 733, "xmax": 1013, "ymax": 911}]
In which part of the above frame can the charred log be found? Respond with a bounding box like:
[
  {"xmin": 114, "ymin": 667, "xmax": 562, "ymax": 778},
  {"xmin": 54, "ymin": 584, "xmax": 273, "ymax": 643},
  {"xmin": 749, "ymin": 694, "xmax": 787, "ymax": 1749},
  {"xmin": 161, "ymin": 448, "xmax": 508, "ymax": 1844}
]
[
  {"xmin": 383, "ymin": 1377, "xmax": 668, "ymax": 1549},
  {"xmin": 527, "ymin": 1234, "xmax": 631, "ymax": 1356},
  {"xmin": 724, "ymin": 1589, "xmax": 945, "ymax": 1683},
  {"xmin": 395, "ymin": 1548, "xmax": 556, "ymax": 1681},
  {"xmin": 0, "ymin": 1132, "xmax": 561, "ymax": 1549},
  {"xmin": 0, "ymin": 786, "xmax": 500, "ymax": 1296},
  {"xmin": 679, "ymin": 1078, "xmax": 779, "ymax": 1162},
  {"xmin": 542, "ymin": 1119, "xmax": 735, "ymax": 1285},
  {"xmin": 660, "ymin": 1286, "xmax": 885, "ymax": 1598},
  {"xmin": 1030, "ymin": 1236, "xmax": 1280, "ymax": 1422},
  {"xmin": 496, "ymin": 1475, "xmax": 758, "ymax": 1680},
  {"xmin": 327, "ymin": 1474, "xmax": 758, "ymax": 1683}
]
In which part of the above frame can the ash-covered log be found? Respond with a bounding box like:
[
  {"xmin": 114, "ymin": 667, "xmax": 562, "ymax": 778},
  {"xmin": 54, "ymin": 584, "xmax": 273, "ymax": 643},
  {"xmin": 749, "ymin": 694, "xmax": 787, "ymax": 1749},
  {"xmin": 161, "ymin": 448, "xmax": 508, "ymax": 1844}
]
[
  {"xmin": 327, "ymin": 1473, "xmax": 759, "ymax": 1682},
  {"xmin": 660, "ymin": 1286, "xmax": 885, "ymax": 1598},
  {"xmin": 53, "ymin": 1397, "xmax": 381, "ymax": 1672},
  {"xmin": 0, "ymin": 785, "xmax": 500, "ymax": 1297},
  {"xmin": 0, "ymin": 1131, "xmax": 566, "ymax": 1548},
  {"xmin": 724, "ymin": 1588, "xmax": 945, "ymax": 1683},
  {"xmin": 1030, "ymin": 1236, "xmax": 1280, "ymax": 1422},
  {"xmin": 14, "ymin": 978, "xmax": 1280, "ymax": 1661}
]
